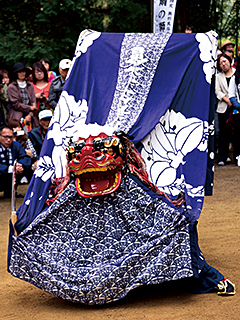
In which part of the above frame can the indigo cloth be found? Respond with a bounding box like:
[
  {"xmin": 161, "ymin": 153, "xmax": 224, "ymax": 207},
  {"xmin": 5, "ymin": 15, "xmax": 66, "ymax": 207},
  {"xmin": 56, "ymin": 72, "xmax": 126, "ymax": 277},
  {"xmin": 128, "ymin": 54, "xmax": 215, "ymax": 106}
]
[
  {"xmin": 9, "ymin": 175, "xmax": 194, "ymax": 304},
  {"xmin": 8, "ymin": 31, "xmax": 221, "ymax": 304}
]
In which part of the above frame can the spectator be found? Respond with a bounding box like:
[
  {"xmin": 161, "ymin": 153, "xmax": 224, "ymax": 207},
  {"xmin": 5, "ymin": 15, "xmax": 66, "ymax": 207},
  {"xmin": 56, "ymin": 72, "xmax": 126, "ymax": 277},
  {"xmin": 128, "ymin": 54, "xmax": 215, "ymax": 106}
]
[
  {"xmin": 0, "ymin": 72, "xmax": 9, "ymax": 126},
  {"xmin": 28, "ymin": 109, "xmax": 52, "ymax": 163},
  {"xmin": 215, "ymin": 54, "xmax": 234, "ymax": 166},
  {"xmin": 217, "ymin": 49, "xmax": 223, "ymax": 59},
  {"xmin": 1, "ymin": 69, "xmax": 10, "ymax": 86},
  {"xmin": 32, "ymin": 61, "xmax": 51, "ymax": 116},
  {"xmin": 40, "ymin": 58, "xmax": 56, "ymax": 83},
  {"xmin": 185, "ymin": 25, "xmax": 193, "ymax": 33},
  {"xmin": 48, "ymin": 59, "xmax": 71, "ymax": 110},
  {"xmin": 228, "ymin": 58, "xmax": 240, "ymax": 166},
  {"xmin": 221, "ymin": 40, "xmax": 235, "ymax": 66},
  {"xmin": 25, "ymin": 65, "xmax": 33, "ymax": 83},
  {"xmin": 221, "ymin": 39, "xmax": 235, "ymax": 53},
  {"xmin": 0, "ymin": 124, "xmax": 31, "ymax": 198},
  {"xmin": 233, "ymin": 44, "xmax": 240, "ymax": 69},
  {"xmin": 8, "ymin": 119, "xmax": 37, "ymax": 183},
  {"xmin": 7, "ymin": 62, "xmax": 38, "ymax": 129},
  {"xmin": 8, "ymin": 119, "xmax": 37, "ymax": 160}
]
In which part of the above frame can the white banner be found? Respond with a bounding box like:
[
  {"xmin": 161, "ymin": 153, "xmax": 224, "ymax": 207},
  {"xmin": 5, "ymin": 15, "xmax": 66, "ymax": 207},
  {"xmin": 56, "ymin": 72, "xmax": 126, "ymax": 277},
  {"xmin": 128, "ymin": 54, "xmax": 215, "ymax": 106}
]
[{"xmin": 153, "ymin": 0, "xmax": 177, "ymax": 33}]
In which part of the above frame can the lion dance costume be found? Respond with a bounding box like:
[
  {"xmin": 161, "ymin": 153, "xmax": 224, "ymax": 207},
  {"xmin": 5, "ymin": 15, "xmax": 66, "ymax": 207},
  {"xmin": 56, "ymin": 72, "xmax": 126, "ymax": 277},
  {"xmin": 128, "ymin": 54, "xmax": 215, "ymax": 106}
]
[
  {"xmin": 8, "ymin": 128, "xmax": 235, "ymax": 304},
  {"xmin": 8, "ymin": 30, "xmax": 235, "ymax": 304}
]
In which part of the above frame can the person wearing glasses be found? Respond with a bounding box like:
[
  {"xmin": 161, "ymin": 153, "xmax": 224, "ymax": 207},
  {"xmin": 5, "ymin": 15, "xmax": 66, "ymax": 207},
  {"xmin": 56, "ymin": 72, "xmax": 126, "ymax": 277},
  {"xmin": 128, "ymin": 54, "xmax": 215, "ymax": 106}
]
[
  {"xmin": 0, "ymin": 125, "xmax": 31, "ymax": 198},
  {"xmin": 220, "ymin": 40, "xmax": 235, "ymax": 68},
  {"xmin": 32, "ymin": 62, "xmax": 52, "ymax": 117},
  {"xmin": 40, "ymin": 58, "xmax": 56, "ymax": 83}
]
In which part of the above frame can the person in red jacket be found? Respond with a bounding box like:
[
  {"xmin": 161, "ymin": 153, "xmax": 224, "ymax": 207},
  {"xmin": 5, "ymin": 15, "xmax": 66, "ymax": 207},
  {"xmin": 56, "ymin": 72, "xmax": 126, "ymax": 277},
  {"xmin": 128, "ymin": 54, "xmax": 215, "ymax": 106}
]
[{"xmin": 32, "ymin": 61, "xmax": 51, "ymax": 117}]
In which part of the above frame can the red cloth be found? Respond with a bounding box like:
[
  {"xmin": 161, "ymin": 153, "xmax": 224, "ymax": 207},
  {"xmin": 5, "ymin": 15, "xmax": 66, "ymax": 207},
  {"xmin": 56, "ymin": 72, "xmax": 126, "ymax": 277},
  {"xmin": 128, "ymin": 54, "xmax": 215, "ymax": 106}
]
[{"xmin": 33, "ymin": 82, "xmax": 51, "ymax": 113}]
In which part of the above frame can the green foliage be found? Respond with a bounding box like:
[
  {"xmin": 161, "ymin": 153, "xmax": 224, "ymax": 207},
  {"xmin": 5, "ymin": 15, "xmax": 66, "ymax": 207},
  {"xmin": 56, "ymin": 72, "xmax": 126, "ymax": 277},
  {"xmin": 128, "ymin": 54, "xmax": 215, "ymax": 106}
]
[
  {"xmin": 174, "ymin": 0, "xmax": 212, "ymax": 33},
  {"xmin": 0, "ymin": 0, "xmax": 239, "ymax": 72},
  {"xmin": 174, "ymin": 0, "xmax": 240, "ymax": 53},
  {"xmin": 106, "ymin": 0, "xmax": 150, "ymax": 32},
  {"xmin": 220, "ymin": 0, "xmax": 240, "ymax": 52},
  {"xmin": 0, "ymin": 0, "xmax": 150, "ymax": 71}
]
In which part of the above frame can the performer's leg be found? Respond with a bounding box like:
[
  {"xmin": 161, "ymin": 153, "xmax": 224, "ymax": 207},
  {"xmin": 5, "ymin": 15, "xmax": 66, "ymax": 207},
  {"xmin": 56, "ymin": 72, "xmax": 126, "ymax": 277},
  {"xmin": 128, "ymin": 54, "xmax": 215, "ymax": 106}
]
[{"xmin": 189, "ymin": 222, "xmax": 235, "ymax": 295}]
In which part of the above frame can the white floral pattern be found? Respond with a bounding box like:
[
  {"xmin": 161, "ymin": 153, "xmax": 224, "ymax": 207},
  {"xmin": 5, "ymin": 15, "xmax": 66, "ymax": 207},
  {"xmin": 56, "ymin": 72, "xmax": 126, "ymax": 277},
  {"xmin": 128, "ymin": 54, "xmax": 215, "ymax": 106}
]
[
  {"xmin": 141, "ymin": 109, "xmax": 208, "ymax": 197},
  {"xmin": 34, "ymin": 156, "xmax": 55, "ymax": 182},
  {"xmin": 9, "ymin": 32, "xmax": 218, "ymax": 304},
  {"xmin": 195, "ymin": 31, "xmax": 218, "ymax": 84},
  {"xmin": 67, "ymin": 29, "xmax": 101, "ymax": 80},
  {"xmin": 37, "ymin": 91, "xmax": 89, "ymax": 180},
  {"xmin": 21, "ymin": 31, "xmax": 216, "ymax": 214}
]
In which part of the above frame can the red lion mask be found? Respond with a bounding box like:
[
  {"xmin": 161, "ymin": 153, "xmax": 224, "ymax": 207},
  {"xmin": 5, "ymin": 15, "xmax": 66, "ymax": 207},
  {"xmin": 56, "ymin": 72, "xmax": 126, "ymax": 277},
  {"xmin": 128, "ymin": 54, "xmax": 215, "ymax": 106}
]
[
  {"xmin": 47, "ymin": 130, "xmax": 184, "ymax": 208},
  {"xmin": 66, "ymin": 133, "xmax": 123, "ymax": 197}
]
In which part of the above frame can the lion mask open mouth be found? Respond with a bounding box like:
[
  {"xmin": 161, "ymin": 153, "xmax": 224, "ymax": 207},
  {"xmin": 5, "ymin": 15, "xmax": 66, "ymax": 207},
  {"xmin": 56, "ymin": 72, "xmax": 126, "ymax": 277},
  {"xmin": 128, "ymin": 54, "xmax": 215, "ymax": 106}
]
[{"xmin": 67, "ymin": 133, "xmax": 123, "ymax": 197}]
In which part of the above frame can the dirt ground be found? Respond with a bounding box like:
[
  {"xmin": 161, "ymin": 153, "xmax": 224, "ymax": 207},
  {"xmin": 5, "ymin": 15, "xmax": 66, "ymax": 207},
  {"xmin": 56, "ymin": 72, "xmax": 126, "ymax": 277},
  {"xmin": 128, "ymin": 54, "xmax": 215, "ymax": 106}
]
[{"xmin": 0, "ymin": 163, "xmax": 239, "ymax": 320}]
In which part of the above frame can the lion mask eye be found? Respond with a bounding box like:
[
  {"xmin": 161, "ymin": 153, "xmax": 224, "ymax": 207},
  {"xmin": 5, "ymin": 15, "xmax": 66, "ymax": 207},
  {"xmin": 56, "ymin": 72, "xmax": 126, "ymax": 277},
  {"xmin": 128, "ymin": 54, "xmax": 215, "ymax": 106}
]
[{"xmin": 104, "ymin": 139, "xmax": 112, "ymax": 147}]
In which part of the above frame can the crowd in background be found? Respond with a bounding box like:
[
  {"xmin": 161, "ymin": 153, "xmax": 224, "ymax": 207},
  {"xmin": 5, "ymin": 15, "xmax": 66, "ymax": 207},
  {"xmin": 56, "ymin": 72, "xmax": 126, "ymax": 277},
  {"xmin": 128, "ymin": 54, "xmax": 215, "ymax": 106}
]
[
  {"xmin": 1, "ymin": 35, "xmax": 240, "ymax": 199},
  {"xmin": 0, "ymin": 58, "xmax": 71, "ymax": 198},
  {"xmin": 183, "ymin": 25, "xmax": 240, "ymax": 168},
  {"xmin": 215, "ymin": 39, "xmax": 240, "ymax": 167}
]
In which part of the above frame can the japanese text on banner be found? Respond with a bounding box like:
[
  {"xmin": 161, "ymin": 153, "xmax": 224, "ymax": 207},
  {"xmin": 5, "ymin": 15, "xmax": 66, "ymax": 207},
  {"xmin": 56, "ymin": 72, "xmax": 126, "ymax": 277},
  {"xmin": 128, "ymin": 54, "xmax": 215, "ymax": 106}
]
[{"xmin": 153, "ymin": 0, "xmax": 177, "ymax": 33}]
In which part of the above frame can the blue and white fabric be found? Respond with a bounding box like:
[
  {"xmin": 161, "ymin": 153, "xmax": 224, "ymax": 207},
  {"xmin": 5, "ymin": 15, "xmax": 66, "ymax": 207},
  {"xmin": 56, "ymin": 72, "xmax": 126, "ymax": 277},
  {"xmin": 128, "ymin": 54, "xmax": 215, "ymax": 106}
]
[
  {"xmin": 9, "ymin": 175, "xmax": 194, "ymax": 304},
  {"xmin": 8, "ymin": 30, "xmax": 220, "ymax": 303},
  {"xmin": 0, "ymin": 145, "xmax": 13, "ymax": 166},
  {"xmin": 13, "ymin": 30, "xmax": 218, "ymax": 232}
]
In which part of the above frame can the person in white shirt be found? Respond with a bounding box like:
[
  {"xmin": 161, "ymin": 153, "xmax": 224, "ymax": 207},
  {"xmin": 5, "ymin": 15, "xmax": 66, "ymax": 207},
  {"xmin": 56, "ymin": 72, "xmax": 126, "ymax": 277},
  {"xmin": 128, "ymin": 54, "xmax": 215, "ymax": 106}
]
[{"xmin": 228, "ymin": 58, "xmax": 240, "ymax": 166}]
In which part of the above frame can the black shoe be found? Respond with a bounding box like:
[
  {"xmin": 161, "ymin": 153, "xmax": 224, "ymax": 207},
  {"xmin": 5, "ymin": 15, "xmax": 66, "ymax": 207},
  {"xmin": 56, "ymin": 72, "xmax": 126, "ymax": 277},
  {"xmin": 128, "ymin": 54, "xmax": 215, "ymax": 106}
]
[
  {"xmin": 16, "ymin": 192, "xmax": 25, "ymax": 198},
  {"xmin": 217, "ymin": 279, "xmax": 236, "ymax": 295}
]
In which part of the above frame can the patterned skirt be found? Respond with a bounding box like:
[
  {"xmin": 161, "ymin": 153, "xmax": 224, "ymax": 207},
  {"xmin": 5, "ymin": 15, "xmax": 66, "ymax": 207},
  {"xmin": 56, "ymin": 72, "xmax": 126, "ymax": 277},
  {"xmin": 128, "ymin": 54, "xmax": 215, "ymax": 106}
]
[{"xmin": 9, "ymin": 175, "xmax": 199, "ymax": 304}]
